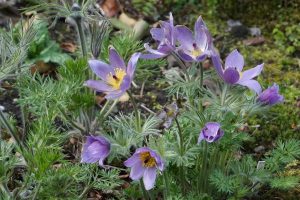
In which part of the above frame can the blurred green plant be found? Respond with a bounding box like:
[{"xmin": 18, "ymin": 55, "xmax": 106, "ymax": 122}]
[
  {"xmin": 272, "ymin": 24, "xmax": 300, "ymax": 55},
  {"xmin": 16, "ymin": 20, "xmax": 71, "ymax": 66}
]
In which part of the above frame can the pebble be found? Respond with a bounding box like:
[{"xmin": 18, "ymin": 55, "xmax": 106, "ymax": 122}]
[{"xmin": 254, "ymin": 145, "xmax": 265, "ymax": 153}]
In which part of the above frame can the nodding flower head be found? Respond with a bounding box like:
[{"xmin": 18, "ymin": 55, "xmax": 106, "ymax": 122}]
[
  {"xmin": 212, "ymin": 49, "xmax": 264, "ymax": 94},
  {"xmin": 258, "ymin": 83, "xmax": 284, "ymax": 106},
  {"xmin": 84, "ymin": 46, "xmax": 140, "ymax": 99},
  {"xmin": 198, "ymin": 122, "xmax": 224, "ymax": 143},
  {"xmin": 81, "ymin": 135, "xmax": 111, "ymax": 166},
  {"xmin": 124, "ymin": 147, "xmax": 164, "ymax": 190}
]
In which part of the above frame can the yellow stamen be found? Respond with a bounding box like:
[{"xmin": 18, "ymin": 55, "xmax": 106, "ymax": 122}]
[
  {"xmin": 191, "ymin": 49, "xmax": 203, "ymax": 57},
  {"xmin": 239, "ymin": 71, "xmax": 243, "ymax": 79},
  {"xmin": 106, "ymin": 68, "xmax": 126, "ymax": 89},
  {"xmin": 140, "ymin": 152, "xmax": 156, "ymax": 168}
]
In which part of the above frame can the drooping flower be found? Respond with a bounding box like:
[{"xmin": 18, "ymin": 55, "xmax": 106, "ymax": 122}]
[
  {"xmin": 81, "ymin": 135, "xmax": 110, "ymax": 166},
  {"xmin": 212, "ymin": 49, "xmax": 264, "ymax": 94},
  {"xmin": 84, "ymin": 46, "xmax": 140, "ymax": 99},
  {"xmin": 142, "ymin": 13, "xmax": 176, "ymax": 59},
  {"xmin": 124, "ymin": 147, "xmax": 164, "ymax": 190},
  {"xmin": 198, "ymin": 122, "xmax": 224, "ymax": 143},
  {"xmin": 257, "ymin": 83, "xmax": 284, "ymax": 106},
  {"xmin": 175, "ymin": 16, "xmax": 213, "ymax": 62}
]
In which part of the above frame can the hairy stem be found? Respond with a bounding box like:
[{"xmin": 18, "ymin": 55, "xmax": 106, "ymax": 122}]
[
  {"xmin": 221, "ymin": 84, "xmax": 228, "ymax": 106},
  {"xmin": 174, "ymin": 117, "xmax": 185, "ymax": 194},
  {"xmin": 58, "ymin": 105, "xmax": 85, "ymax": 133},
  {"xmin": 139, "ymin": 179, "xmax": 149, "ymax": 200},
  {"xmin": 199, "ymin": 63, "xmax": 204, "ymax": 87},
  {"xmin": 198, "ymin": 142, "xmax": 208, "ymax": 193},
  {"xmin": 163, "ymin": 171, "xmax": 170, "ymax": 198},
  {"xmin": 74, "ymin": 17, "xmax": 87, "ymax": 57},
  {"xmin": 171, "ymin": 52, "xmax": 191, "ymax": 81},
  {"xmin": 128, "ymin": 91, "xmax": 140, "ymax": 130},
  {"xmin": 79, "ymin": 186, "xmax": 90, "ymax": 199},
  {"xmin": 98, "ymin": 100, "xmax": 111, "ymax": 119},
  {"xmin": 103, "ymin": 99, "xmax": 119, "ymax": 118},
  {"xmin": 0, "ymin": 110, "xmax": 24, "ymax": 149}
]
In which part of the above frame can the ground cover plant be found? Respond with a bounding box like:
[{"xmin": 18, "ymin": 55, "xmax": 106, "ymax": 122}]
[{"xmin": 0, "ymin": 0, "xmax": 299, "ymax": 199}]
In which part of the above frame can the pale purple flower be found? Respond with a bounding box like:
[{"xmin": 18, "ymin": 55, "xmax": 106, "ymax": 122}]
[
  {"xmin": 257, "ymin": 83, "xmax": 284, "ymax": 105},
  {"xmin": 198, "ymin": 122, "xmax": 224, "ymax": 143},
  {"xmin": 84, "ymin": 46, "xmax": 140, "ymax": 99},
  {"xmin": 141, "ymin": 13, "xmax": 176, "ymax": 59},
  {"xmin": 175, "ymin": 16, "xmax": 213, "ymax": 62},
  {"xmin": 212, "ymin": 49, "xmax": 264, "ymax": 94},
  {"xmin": 124, "ymin": 147, "xmax": 164, "ymax": 190},
  {"xmin": 81, "ymin": 135, "xmax": 110, "ymax": 166}
]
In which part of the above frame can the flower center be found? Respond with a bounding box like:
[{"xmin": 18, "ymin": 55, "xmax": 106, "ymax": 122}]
[
  {"xmin": 238, "ymin": 71, "xmax": 243, "ymax": 79},
  {"xmin": 191, "ymin": 49, "xmax": 203, "ymax": 57},
  {"xmin": 140, "ymin": 152, "xmax": 156, "ymax": 168},
  {"xmin": 190, "ymin": 43, "xmax": 203, "ymax": 57},
  {"xmin": 106, "ymin": 68, "xmax": 126, "ymax": 89}
]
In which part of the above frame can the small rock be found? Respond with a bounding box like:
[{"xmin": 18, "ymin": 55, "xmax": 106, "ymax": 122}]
[
  {"xmin": 0, "ymin": 105, "xmax": 4, "ymax": 111},
  {"xmin": 243, "ymin": 36, "xmax": 265, "ymax": 46},
  {"xmin": 227, "ymin": 19, "xmax": 242, "ymax": 28},
  {"xmin": 249, "ymin": 27, "xmax": 261, "ymax": 36},
  {"xmin": 254, "ymin": 145, "xmax": 265, "ymax": 153}
]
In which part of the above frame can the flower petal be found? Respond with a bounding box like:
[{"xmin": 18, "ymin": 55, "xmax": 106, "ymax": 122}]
[
  {"xmin": 124, "ymin": 154, "xmax": 140, "ymax": 167},
  {"xmin": 140, "ymin": 53, "xmax": 165, "ymax": 59},
  {"xmin": 196, "ymin": 53, "xmax": 207, "ymax": 62},
  {"xmin": 223, "ymin": 68, "xmax": 240, "ymax": 84},
  {"xmin": 127, "ymin": 52, "xmax": 140, "ymax": 78},
  {"xmin": 109, "ymin": 46, "xmax": 126, "ymax": 69},
  {"xmin": 239, "ymin": 63, "xmax": 264, "ymax": 82},
  {"xmin": 135, "ymin": 147, "xmax": 151, "ymax": 154},
  {"xmin": 143, "ymin": 168, "xmax": 157, "ymax": 190},
  {"xmin": 175, "ymin": 25, "xmax": 194, "ymax": 50},
  {"xmin": 150, "ymin": 28, "xmax": 164, "ymax": 42},
  {"xmin": 88, "ymin": 60, "xmax": 113, "ymax": 81},
  {"xmin": 144, "ymin": 43, "xmax": 167, "ymax": 57},
  {"xmin": 211, "ymin": 52, "xmax": 224, "ymax": 78},
  {"xmin": 194, "ymin": 16, "xmax": 206, "ymax": 32},
  {"xmin": 120, "ymin": 75, "xmax": 131, "ymax": 91},
  {"xmin": 238, "ymin": 79, "xmax": 262, "ymax": 94},
  {"xmin": 81, "ymin": 141, "xmax": 107, "ymax": 163},
  {"xmin": 84, "ymin": 80, "xmax": 114, "ymax": 92},
  {"xmin": 177, "ymin": 50, "xmax": 194, "ymax": 62},
  {"xmin": 130, "ymin": 163, "xmax": 145, "ymax": 180},
  {"xmin": 105, "ymin": 90, "xmax": 125, "ymax": 99},
  {"xmin": 195, "ymin": 16, "xmax": 212, "ymax": 50},
  {"xmin": 197, "ymin": 132, "xmax": 205, "ymax": 144},
  {"xmin": 225, "ymin": 49, "xmax": 244, "ymax": 71}
]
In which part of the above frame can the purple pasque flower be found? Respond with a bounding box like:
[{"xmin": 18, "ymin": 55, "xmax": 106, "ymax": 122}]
[
  {"xmin": 257, "ymin": 83, "xmax": 284, "ymax": 106},
  {"xmin": 124, "ymin": 147, "xmax": 164, "ymax": 190},
  {"xmin": 212, "ymin": 49, "xmax": 264, "ymax": 94},
  {"xmin": 142, "ymin": 13, "xmax": 176, "ymax": 59},
  {"xmin": 81, "ymin": 135, "xmax": 110, "ymax": 166},
  {"xmin": 198, "ymin": 122, "xmax": 224, "ymax": 143},
  {"xmin": 84, "ymin": 46, "xmax": 140, "ymax": 99},
  {"xmin": 175, "ymin": 16, "xmax": 213, "ymax": 62}
]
